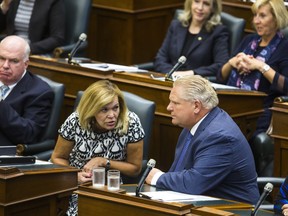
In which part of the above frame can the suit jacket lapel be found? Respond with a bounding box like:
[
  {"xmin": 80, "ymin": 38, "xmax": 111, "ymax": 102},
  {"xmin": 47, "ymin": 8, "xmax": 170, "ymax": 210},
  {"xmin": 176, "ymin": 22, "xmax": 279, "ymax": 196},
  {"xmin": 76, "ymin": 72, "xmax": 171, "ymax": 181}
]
[
  {"xmin": 6, "ymin": 72, "xmax": 31, "ymax": 100},
  {"xmin": 175, "ymin": 24, "xmax": 188, "ymax": 57}
]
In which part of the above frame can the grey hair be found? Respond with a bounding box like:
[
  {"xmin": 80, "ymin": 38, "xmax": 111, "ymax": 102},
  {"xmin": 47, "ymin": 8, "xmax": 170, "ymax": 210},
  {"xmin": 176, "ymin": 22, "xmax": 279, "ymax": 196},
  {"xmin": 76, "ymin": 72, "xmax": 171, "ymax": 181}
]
[
  {"xmin": 174, "ymin": 75, "xmax": 219, "ymax": 109},
  {"xmin": 0, "ymin": 36, "xmax": 31, "ymax": 61},
  {"xmin": 23, "ymin": 42, "xmax": 31, "ymax": 61}
]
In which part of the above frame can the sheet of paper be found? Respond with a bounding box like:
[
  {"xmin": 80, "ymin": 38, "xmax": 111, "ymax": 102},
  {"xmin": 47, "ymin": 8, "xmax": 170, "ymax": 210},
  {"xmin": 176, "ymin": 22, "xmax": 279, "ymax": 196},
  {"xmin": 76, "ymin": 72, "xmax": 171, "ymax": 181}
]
[
  {"xmin": 140, "ymin": 191, "xmax": 220, "ymax": 202},
  {"xmin": 79, "ymin": 63, "xmax": 148, "ymax": 73},
  {"xmin": 211, "ymin": 83, "xmax": 239, "ymax": 90}
]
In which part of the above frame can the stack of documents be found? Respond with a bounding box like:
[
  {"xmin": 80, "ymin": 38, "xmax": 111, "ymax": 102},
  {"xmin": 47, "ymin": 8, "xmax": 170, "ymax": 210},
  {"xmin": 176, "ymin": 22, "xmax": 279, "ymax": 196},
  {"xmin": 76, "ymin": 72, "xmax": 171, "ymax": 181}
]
[
  {"xmin": 80, "ymin": 63, "xmax": 147, "ymax": 73},
  {"xmin": 139, "ymin": 191, "xmax": 220, "ymax": 202}
]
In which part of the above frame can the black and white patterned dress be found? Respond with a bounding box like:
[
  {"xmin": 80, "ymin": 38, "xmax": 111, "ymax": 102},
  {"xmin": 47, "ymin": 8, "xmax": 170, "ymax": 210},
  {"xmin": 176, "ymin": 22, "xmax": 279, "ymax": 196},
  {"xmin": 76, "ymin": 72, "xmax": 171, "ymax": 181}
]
[{"xmin": 59, "ymin": 111, "xmax": 145, "ymax": 216}]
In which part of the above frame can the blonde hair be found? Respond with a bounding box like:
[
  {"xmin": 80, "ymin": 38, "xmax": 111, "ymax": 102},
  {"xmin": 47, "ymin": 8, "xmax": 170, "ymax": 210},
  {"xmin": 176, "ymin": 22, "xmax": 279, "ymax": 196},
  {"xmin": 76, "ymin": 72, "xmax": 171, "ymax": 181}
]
[
  {"xmin": 251, "ymin": 0, "xmax": 288, "ymax": 30},
  {"xmin": 77, "ymin": 80, "xmax": 129, "ymax": 134},
  {"xmin": 174, "ymin": 75, "xmax": 219, "ymax": 109},
  {"xmin": 178, "ymin": 0, "xmax": 222, "ymax": 32}
]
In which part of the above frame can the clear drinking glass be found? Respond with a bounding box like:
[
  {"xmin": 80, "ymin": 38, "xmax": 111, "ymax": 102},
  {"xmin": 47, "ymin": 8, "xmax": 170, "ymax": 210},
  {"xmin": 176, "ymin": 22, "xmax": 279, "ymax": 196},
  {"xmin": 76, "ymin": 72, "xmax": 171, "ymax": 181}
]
[
  {"xmin": 107, "ymin": 170, "xmax": 120, "ymax": 191},
  {"xmin": 92, "ymin": 167, "xmax": 105, "ymax": 188}
]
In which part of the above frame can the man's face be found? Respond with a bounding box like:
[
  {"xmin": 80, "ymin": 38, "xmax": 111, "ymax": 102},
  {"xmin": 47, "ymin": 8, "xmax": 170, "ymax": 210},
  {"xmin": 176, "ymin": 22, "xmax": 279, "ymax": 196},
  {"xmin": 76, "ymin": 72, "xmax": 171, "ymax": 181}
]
[
  {"xmin": 0, "ymin": 42, "xmax": 28, "ymax": 85},
  {"xmin": 167, "ymin": 85, "xmax": 198, "ymax": 129}
]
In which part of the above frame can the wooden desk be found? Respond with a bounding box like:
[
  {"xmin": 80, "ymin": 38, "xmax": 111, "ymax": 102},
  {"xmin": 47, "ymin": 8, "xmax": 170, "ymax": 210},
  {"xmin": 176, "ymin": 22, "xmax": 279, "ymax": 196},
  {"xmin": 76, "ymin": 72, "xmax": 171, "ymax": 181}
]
[
  {"xmin": 76, "ymin": 183, "xmax": 257, "ymax": 216},
  {"xmin": 28, "ymin": 56, "xmax": 266, "ymax": 171},
  {"xmin": 88, "ymin": 0, "xmax": 184, "ymax": 65},
  {"xmin": 270, "ymin": 102, "xmax": 288, "ymax": 177},
  {"xmin": 77, "ymin": 183, "xmax": 275, "ymax": 216},
  {"xmin": 0, "ymin": 163, "xmax": 78, "ymax": 216}
]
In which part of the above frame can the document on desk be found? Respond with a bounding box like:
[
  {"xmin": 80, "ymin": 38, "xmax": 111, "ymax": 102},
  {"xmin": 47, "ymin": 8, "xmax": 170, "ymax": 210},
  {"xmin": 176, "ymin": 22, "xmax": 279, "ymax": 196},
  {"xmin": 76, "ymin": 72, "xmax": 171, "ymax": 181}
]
[
  {"xmin": 79, "ymin": 63, "xmax": 148, "ymax": 73},
  {"xmin": 211, "ymin": 83, "xmax": 239, "ymax": 90},
  {"xmin": 140, "ymin": 191, "xmax": 220, "ymax": 202}
]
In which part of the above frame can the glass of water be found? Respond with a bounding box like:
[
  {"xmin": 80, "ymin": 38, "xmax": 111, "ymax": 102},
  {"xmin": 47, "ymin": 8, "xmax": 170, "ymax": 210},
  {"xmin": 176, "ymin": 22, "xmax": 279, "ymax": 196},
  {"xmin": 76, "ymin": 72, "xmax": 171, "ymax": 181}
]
[
  {"xmin": 107, "ymin": 170, "xmax": 120, "ymax": 191},
  {"xmin": 92, "ymin": 167, "xmax": 105, "ymax": 188}
]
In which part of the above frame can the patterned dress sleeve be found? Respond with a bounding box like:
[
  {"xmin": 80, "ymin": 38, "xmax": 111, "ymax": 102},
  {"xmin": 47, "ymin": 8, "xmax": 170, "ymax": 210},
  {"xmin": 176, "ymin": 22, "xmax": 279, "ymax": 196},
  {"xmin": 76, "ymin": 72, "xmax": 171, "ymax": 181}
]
[
  {"xmin": 127, "ymin": 111, "xmax": 145, "ymax": 143},
  {"xmin": 58, "ymin": 112, "xmax": 79, "ymax": 141}
]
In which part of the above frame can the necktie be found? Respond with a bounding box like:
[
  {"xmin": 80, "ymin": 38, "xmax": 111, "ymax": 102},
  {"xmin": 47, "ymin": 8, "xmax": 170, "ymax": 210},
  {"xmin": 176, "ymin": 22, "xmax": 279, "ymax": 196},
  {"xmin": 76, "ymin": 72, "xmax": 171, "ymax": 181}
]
[
  {"xmin": 0, "ymin": 85, "xmax": 9, "ymax": 100},
  {"xmin": 174, "ymin": 132, "xmax": 193, "ymax": 171}
]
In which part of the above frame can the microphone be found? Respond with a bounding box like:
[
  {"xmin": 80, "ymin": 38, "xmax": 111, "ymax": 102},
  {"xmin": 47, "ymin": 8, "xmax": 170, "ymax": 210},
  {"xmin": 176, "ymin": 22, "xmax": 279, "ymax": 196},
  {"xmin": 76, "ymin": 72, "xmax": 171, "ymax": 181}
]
[
  {"xmin": 275, "ymin": 96, "xmax": 288, "ymax": 103},
  {"xmin": 135, "ymin": 159, "xmax": 156, "ymax": 197},
  {"xmin": 251, "ymin": 182, "xmax": 273, "ymax": 216},
  {"xmin": 68, "ymin": 33, "xmax": 87, "ymax": 65},
  {"xmin": 165, "ymin": 56, "xmax": 187, "ymax": 81}
]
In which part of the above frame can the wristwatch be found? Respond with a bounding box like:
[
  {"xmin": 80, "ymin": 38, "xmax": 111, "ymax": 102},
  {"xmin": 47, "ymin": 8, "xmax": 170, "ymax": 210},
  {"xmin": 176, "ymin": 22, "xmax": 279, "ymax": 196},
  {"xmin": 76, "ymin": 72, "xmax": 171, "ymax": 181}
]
[
  {"xmin": 261, "ymin": 64, "xmax": 270, "ymax": 74},
  {"xmin": 105, "ymin": 159, "xmax": 111, "ymax": 170}
]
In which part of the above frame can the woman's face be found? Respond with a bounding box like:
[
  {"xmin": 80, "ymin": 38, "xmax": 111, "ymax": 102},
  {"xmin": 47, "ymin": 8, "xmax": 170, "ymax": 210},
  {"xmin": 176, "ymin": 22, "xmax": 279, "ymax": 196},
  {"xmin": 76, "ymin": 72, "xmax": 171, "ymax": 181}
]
[
  {"xmin": 191, "ymin": 0, "xmax": 213, "ymax": 24},
  {"xmin": 253, "ymin": 4, "xmax": 277, "ymax": 39},
  {"xmin": 94, "ymin": 96, "xmax": 120, "ymax": 131}
]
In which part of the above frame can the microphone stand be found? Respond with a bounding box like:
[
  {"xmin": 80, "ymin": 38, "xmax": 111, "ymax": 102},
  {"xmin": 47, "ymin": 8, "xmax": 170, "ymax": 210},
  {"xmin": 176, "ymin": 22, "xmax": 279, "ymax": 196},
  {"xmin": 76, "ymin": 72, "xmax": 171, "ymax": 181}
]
[
  {"xmin": 165, "ymin": 75, "xmax": 174, "ymax": 82},
  {"xmin": 67, "ymin": 53, "xmax": 80, "ymax": 66},
  {"xmin": 68, "ymin": 33, "xmax": 87, "ymax": 66}
]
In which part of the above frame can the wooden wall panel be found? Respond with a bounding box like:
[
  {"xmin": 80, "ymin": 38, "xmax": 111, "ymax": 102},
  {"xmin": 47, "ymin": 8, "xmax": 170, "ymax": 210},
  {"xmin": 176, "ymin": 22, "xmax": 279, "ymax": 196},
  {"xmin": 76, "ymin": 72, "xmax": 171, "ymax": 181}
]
[{"xmin": 87, "ymin": 1, "xmax": 184, "ymax": 65}]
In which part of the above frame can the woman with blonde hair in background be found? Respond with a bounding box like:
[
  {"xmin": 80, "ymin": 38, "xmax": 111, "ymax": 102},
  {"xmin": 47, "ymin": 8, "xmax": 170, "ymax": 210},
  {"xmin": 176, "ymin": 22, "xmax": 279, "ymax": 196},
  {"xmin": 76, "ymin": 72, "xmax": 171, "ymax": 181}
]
[
  {"xmin": 154, "ymin": 0, "xmax": 229, "ymax": 78},
  {"xmin": 218, "ymin": 0, "xmax": 288, "ymax": 141}
]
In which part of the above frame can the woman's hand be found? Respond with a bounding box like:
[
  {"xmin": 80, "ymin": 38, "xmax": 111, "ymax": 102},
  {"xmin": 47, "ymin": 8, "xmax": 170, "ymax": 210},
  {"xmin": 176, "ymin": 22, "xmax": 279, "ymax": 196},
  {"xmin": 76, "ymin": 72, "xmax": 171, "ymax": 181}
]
[
  {"xmin": 83, "ymin": 157, "xmax": 106, "ymax": 173},
  {"xmin": 228, "ymin": 52, "xmax": 252, "ymax": 74},
  {"xmin": 1, "ymin": 0, "xmax": 13, "ymax": 14},
  {"xmin": 78, "ymin": 170, "xmax": 92, "ymax": 184}
]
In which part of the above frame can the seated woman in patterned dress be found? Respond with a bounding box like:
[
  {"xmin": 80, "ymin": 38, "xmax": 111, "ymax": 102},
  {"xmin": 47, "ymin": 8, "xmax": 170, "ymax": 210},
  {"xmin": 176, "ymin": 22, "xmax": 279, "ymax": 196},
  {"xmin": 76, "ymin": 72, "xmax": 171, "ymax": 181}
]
[{"xmin": 51, "ymin": 80, "xmax": 145, "ymax": 216}]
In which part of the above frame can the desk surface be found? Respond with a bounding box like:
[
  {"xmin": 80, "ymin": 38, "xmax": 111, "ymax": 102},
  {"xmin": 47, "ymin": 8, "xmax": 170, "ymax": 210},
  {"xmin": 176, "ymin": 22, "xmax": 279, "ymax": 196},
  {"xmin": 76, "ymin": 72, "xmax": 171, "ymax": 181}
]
[
  {"xmin": 77, "ymin": 183, "xmax": 275, "ymax": 216},
  {"xmin": 121, "ymin": 184, "xmax": 252, "ymax": 210}
]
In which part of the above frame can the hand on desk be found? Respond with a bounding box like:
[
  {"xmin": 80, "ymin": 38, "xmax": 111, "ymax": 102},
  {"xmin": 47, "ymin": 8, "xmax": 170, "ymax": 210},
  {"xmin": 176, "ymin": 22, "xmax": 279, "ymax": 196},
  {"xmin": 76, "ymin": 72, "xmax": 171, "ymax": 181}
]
[
  {"xmin": 146, "ymin": 167, "xmax": 162, "ymax": 185},
  {"xmin": 78, "ymin": 170, "xmax": 92, "ymax": 184}
]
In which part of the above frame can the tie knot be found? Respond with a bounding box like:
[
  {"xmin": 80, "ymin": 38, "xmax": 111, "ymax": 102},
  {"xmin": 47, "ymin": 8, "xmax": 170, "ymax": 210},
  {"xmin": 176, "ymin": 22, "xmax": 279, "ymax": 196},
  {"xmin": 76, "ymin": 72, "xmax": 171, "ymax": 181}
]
[{"xmin": 0, "ymin": 85, "xmax": 9, "ymax": 99}]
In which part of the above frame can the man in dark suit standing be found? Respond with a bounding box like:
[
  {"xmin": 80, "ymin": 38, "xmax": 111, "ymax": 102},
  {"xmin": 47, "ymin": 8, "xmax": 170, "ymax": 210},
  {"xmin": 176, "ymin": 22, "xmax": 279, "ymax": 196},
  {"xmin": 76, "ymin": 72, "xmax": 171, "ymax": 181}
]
[
  {"xmin": 0, "ymin": 35, "xmax": 54, "ymax": 146},
  {"xmin": 146, "ymin": 75, "xmax": 259, "ymax": 205}
]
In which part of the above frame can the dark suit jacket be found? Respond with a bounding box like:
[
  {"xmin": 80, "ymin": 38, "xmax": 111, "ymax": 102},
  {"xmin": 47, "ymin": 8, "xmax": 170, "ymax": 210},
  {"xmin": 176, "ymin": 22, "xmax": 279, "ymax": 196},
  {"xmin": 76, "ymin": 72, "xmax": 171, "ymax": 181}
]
[
  {"xmin": 156, "ymin": 107, "xmax": 259, "ymax": 205},
  {"xmin": 0, "ymin": 0, "xmax": 65, "ymax": 54},
  {"xmin": 0, "ymin": 71, "xmax": 54, "ymax": 146},
  {"xmin": 154, "ymin": 20, "xmax": 229, "ymax": 77}
]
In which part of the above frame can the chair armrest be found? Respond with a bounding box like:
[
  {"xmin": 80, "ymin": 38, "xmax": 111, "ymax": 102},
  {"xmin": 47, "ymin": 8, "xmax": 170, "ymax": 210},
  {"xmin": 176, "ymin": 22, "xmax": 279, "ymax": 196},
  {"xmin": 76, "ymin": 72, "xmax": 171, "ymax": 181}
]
[
  {"xmin": 17, "ymin": 139, "xmax": 56, "ymax": 156},
  {"xmin": 257, "ymin": 177, "xmax": 285, "ymax": 188},
  {"xmin": 53, "ymin": 41, "xmax": 88, "ymax": 58}
]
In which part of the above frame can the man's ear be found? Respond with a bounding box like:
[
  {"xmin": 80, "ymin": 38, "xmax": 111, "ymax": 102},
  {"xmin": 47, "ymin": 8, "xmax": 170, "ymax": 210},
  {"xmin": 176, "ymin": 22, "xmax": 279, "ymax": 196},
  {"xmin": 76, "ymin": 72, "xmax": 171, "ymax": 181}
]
[
  {"xmin": 24, "ymin": 60, "xmax": 29, "ymax": 68},
  {"xmin": 193, "ymin": 100, "xmax": 202, "ymax": 114}
]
